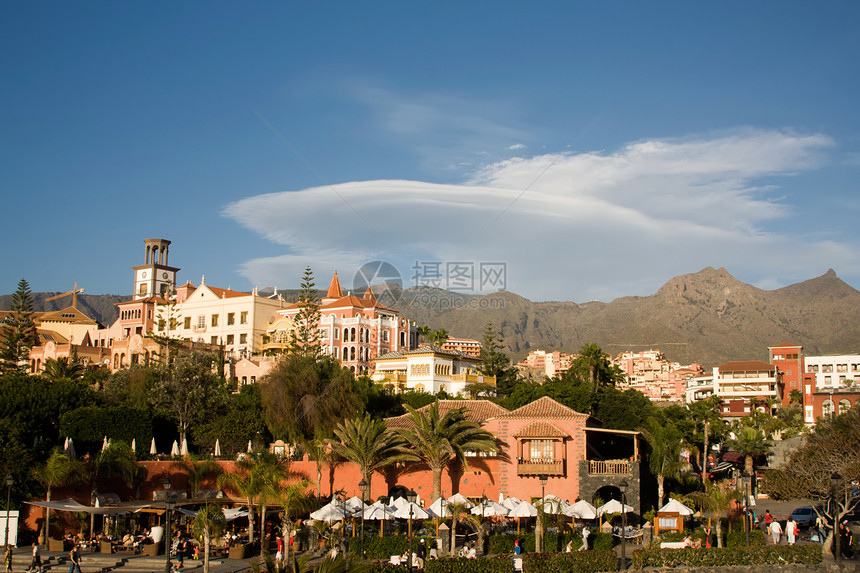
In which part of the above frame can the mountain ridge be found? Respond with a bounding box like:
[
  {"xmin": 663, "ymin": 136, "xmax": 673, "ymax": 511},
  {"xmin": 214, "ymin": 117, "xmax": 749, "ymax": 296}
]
[{"xmin": 3, "ymin": 268, "xmax": 858, "ymax": 368}]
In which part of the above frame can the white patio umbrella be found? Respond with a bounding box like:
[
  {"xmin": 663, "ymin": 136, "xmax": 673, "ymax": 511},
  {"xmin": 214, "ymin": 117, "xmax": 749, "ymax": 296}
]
[
  {"xmin": 470, "ymin": 499, "xmax": 509, "ymax": 516},
  {"xmin": 180, "ymin": 437, "xmax": 188, "ymax": 456},
  {"xmin": 427, "ymin": 497, "xmax": 450, "ymax": 518},
  {"xmin": 363, "ymin": 500, "xmax": 394, "ymax": 537},
  {"xmin": 511, "ymin": 501, "xmax": 538, "ymax": 534},
  {"xmin": 596, "ymin": 499, "xmax": 634, "ymax": 516},
  {"xmin": 344, "ymin": 496, "xmax": 366, "ymax": 514},
  {"xmin": 102, "ymin": 436, "xmax": 110, "ymax": 451},
  {"xmin": 64, "ymin": 438, "xmax": 76, "ymax": 458},
  {"xmin": 500, "ymin": 497, "xmax": 521, "ymax": 511},
  {"xmin": 310, "ymin": 502, "xmax": 349, "ymax": 523},
  {"xmin": 214, "ymin": 439, "xmax": 221, "ymax": 457},
  {"xmin": 247, "ymin": 440, "xmax": 253, "ymax": 453},
  {"xmin": 446, "ymin": 493, "xmax": 473, "ymax": 507},
  {"xmin": 131, "ymin": 438, "xmax": 136, "ymax": 453},
  {"xmin": 565, "ymin": 500, "xmax": 598, "ymax": 519},
  {"xmin": 149, "ymin": 438, "xmax": 157, "ymax": 455},
  {"xmin": 389, "ymin": 496, "xmax": 409, "ymax": 511},
  {"xmin": 658, "ymin": 498, "xmax": 694, "ymax": 516},
  {"xmin": 394, "ymin": 501, "xmax": 429, "ymax": 538},
  {"xmin": 539, "ymin": 495, "xmax": 568, "ymax": 515},
  {"xmin": 170, "ymin": 440, "xmax": 180, "ymax": 456}
]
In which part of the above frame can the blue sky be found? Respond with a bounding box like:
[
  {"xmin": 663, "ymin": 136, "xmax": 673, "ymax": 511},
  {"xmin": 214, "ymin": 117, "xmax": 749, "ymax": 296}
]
[{"xmin": 3, "ymin": 2, "xmax": 859, "ymax": 302}]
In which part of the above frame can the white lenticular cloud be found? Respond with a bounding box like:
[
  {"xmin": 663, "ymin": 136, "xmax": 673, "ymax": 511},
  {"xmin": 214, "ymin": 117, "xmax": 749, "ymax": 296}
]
[
  {"xmin": 508, "ymin": 143, "xmax": 527, "ymax": 150},
  {"xmin": 222, "ymin": 129, "xmax": 854, "ymax": 301}
]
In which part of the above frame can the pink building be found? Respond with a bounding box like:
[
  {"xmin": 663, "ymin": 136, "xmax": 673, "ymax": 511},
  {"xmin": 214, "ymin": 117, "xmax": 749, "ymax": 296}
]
[
  {"xmin": 266, "ymin": 272, "xmax": 414, "ymax": 373},
  {"xmin": 516, "ymin": 350, "xmax": 574, "ymax": 379}
]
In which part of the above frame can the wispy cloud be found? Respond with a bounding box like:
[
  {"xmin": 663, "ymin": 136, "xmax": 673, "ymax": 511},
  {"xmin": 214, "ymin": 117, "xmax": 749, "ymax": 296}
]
[
  {"xmin": 223, "ymin": 129, "xmax": 854, "ymax": 301},
  {"xmin": 508, "ymin": 143, "xmax": 526, "ymax": 150}
]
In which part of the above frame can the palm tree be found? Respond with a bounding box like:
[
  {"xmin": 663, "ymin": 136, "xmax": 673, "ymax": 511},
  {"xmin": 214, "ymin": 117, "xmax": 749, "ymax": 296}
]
[
  {"xmin": 430, "ymin": 329, "xmax": 449, "ymax": 346},
  {"xmin": 217, "ymin": 457, "xmax": 267, "ymax": 544},
  {"xmin": 193, "ymin": 504, "xmax": 226, "ymax": 573},
  {"xmin": 729, "ymin": 426, "xmax": 770, "ymax": 476},
  {"xmin": 416, "ymin": 326, "xmax": 431, "ymax": 345},
  {"xmin": 638, "ymin": 419, "xmax": 692, "ymax": 507},
  {"xmin": 32, "ymin": 448, "xmax": 86, "ymax": 541},
  {"xmin": 42, "ymin": 356, "xmax": 85, "ymax": 381},
  {"xmin": 400, "ymin": 401, "xmax": 498, "ymax": 502},
  {"xmin": 273, "ymin": 479, "xmax": 313, "ymax": 566},
  {"xmin": 686, "ymin": 481, "xmax": 742, "ymax": 548},
  {"xmin": 170, "ymin": 457, "xmax": 222, "ymax": 499},
  {"xmin": 86, "ymin": 440, "xmax": 143, "ymax": 535},
  {"xmin": 254, "ymin": 454, "xmax": 291, "ymax": 549},
  {"xmin": 329, "ymin": 414, "xmax": 414, "ymax": 493}
]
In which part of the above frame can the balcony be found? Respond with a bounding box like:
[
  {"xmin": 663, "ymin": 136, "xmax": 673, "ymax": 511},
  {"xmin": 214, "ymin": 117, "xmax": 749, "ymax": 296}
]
[
  {"xmin": 452, "ymin": 373, "xmax": 497, "ymax": 386},
  {"xmin": 516, "ymin": 458, "xmax": 565, "ymax": 477},
  {"xmin": 588, "ymin": 459, "xmax": 631, "ymax": 476}
]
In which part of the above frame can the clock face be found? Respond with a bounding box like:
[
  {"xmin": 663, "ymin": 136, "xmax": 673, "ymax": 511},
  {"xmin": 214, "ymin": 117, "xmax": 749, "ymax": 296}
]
[
  {"xmin": 141, "ymin": 271, "xmax": 147, "ymax": 278},
  {"xmin": 163, "ymin": 272, "xmax": 168, "ymax": 279}
]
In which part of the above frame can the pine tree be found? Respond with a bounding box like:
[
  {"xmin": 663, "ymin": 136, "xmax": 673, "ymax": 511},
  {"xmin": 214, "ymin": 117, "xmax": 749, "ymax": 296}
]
[
  {"xmin": 289, "ymin": 267, "xmax": 322, "ymax": 357},
  {"xmin": 1, "ymin": 278, "xmax": 37, "ymax": 373},
  {"xmin": 478, "ymin": 322, "xmax": 517, "ymax": 395}
]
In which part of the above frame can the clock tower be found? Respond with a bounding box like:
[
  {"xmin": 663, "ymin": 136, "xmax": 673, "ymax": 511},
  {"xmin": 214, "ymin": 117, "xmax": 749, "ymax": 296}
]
[{"xmin": 132, "ymin": 238, "xmax": 180, "ymax": 299}]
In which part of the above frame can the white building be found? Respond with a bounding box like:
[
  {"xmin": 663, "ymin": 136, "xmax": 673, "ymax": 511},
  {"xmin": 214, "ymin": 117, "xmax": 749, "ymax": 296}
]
[
  {"xmin": 170, "ymin": 278, "xmax": 287, "ymax": 360},
  {"xmin": 371, "ymin": 344, "xmax": 495, "ymax": 396},
  {"xmin": 804, "ymin": 354, "xmax": 860, "ymax": 390}
]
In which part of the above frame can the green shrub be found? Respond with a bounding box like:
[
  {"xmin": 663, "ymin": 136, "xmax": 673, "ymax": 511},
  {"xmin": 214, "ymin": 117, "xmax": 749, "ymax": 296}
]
[
  {"xmin": 631, "ymin": 544, "xmax": 822, "ymax": 568},
  {"xmin": 726, "ymin": 529, "xmax": 765, "ymax": 547},
  {"xmin": 425, "ymin": 556, "xmax": 512, "ymax": 573},
  {"xmin": 366, "ymin": 562, "xmax": 409, "ymax": 573},
  {"xmin": 348, "ymin": 536, "xmax": 410, "ymax": 560},
  {"xmin": 521, "ymin": 550, "xmax": 618, "ymax": 573},
  {"xmin": 486, "ymin": 533, "xmax": 581, "ymax": 554},
  {"xmin": 591, "ymin": 532, "xmax": 613, "ymax": 551}
]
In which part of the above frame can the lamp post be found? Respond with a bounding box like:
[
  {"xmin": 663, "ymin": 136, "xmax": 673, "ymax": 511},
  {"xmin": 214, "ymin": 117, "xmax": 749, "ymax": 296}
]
[
  {"xmin": 538, "ymin": 474, "xmax": 548, "ymax": 553},
  {"xmin": 4, "ymin": 475, "xmax": 13, "ymax": 547},
  {"xmin": 832, "ymin": 472, "xmax": 842, "ymax": 563},
  {"xmin": 741, "ymin": 471, "xmax": 750, "ymax": 547},
  {"xmin": 358, "ymin": 479, "xmax": 368, "ymax": 559},
  {"xmin": 163, "ymin": 477, "xmax": 173, "ymax": 573},
  {"xmin": 619, "ymin": 480, "xmax": 629, "ymax": 570},
  {"xmin": 406, "ymin": 489, "xmax": 416, "ymax": 571}
]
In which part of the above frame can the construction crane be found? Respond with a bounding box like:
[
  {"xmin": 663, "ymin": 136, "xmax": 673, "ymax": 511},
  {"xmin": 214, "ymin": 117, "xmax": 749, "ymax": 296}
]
[{"xmin": 46, "ymin": 282, "xmax": 85, "ymax": 308}]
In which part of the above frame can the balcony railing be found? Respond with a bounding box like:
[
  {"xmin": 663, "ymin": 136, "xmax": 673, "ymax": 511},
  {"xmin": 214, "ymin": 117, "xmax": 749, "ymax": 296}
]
[
  {"xmin": 452, "ymin": 373, "xmax": 497, "ymax": 386},
  {"xmin": 516, "ymin": 458, "xmax": 565, "ymax": 477},
  {"xmin": 588, "ymin": 459, "xmax": 631, "ymax": 475}
]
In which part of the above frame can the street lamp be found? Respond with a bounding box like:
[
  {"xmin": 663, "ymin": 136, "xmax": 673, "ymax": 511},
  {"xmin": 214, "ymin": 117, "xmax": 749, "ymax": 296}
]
[
  {"xmin": 406, "ymin": 489, "xmax": 417, "ymax": 571},
  {"xmin": 163, "ymin": 477, "xmax": 173, "ymax": 573},
  {"xmin": 832, "ymin": 472, "xmax": 842, "ymax": 563},
  {"xmin": 538, "ymin": 474, "xmax": 548, "ymax": 553},
  {"xmin": 358, "ymin": 479, "xmax": 368, "ymax": 559},
  {"xmin": 741, "ymin": 471, "xmax": 751, "ymax": 547},
  {"xmin": 4, "ymin": 475, "xmax": 13, "ymax": 548},
  {"xmin": 619, "ymin": 480, "xmax": 629, "ymax": 570}
]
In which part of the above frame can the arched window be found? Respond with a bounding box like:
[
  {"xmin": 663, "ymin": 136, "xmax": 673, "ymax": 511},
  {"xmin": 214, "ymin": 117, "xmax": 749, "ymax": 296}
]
[
  {"xmin": 332, "ymin": 347, "xmax": 338, "ymax": 359},
  {"xmin": 400, "ymin": 331, "xmax": 406, "ymax": 347},
  {"xmin": 343, "ymin": 328, "xmax": 349, "ymax": 341},
  {"xmin": 839, "ymin": 399, "xmax": 851, "ymax": 415},
  {"xmin": 351, "ymin": 328, "xmax": 356, "ymax": 342},
  {"xmin": 822, "ymin": 400, "xmax": 834, "ymax": 417},
  {"xmin": 350, "ymin": 347, "xmax": 356, "ymax": 361}
]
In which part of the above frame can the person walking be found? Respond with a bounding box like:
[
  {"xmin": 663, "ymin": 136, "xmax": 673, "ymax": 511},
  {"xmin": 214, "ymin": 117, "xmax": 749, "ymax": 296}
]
[
  {"xmin": 815, "ymin": 514, "xmax": 826, "ymax": 544},
  {"xmin": 27, "ymin": 543, "xmax": 41, "ymax": 573},
  {"xmin": 785, "ymin": 517, "xmax": 797, "ymax": 545},
  {"xmin": 770, "ymin": 519, "xmax": 783, "ymax": 545},
  {"xmin": 579, "ymin": 528, "xmax": 590, "ymax": 551},
  {"xmin": 67, "ymin": 545, "xmax": 82, "ymax": 573},
  {"xmin": 763, "ymin": 510, "xmax": 773, "ymax": 535}
]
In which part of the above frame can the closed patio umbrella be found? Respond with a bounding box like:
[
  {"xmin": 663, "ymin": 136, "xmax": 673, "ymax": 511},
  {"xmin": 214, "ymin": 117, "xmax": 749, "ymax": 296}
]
[
  {"xmin": 150, "ymin": 438, "xmax": 157, "ymax": 455},
  {"xmin": 214, "ymin": 439, "xmax": 221, "ymax": 457},
  {"xmin": 170, "ymin": 440, "xmax": 180, "ymax": 456}
]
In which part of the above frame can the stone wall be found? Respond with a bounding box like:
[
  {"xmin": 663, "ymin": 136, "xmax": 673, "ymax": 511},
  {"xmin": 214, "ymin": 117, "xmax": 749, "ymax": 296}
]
[{"xmin": 577, "ymin": 459, "xmax": 641, "ymax": 515}]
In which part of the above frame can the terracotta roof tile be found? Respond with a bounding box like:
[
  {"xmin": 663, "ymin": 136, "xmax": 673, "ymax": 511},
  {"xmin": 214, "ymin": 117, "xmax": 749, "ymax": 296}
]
[
  {"xmin": 512, "ymin": 421, "xmax": 569, "ymax": 438},
  {"xmin": 207, "ymin": 286, "xmax": 248, "ymax": 299},
  {"xmin": 501, "ymin": 396, "xmax": 588, "ymax": 419},
  {"xmin": 385, "ymin": 399, "xmax": 509, "ymax": 429}
]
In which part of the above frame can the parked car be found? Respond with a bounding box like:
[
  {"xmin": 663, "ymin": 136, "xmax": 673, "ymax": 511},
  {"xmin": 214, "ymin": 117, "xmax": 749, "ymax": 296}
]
[{"xmin": 790, "ymin": 506, "xmax": 816, "ymax": 528}]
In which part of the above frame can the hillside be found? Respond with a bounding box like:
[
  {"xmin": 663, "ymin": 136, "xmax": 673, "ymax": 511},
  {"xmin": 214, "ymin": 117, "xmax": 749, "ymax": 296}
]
[
  {"xmin": 391, "ymin": 267, "xmax": 860, "ymax": 367},
  {"xmin": 3, "ymin": 268, "xmax": 859, "ymax": 368}
]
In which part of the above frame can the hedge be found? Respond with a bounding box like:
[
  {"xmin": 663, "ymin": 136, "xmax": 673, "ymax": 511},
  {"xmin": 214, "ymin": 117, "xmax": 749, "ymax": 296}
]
[
  {"xmin": 631, "ymin": 544, "xmax": 822, "ymax": 568},
  {"xmin": 366, "ymin": 562, "xmax": 409, "ymax": 573},
  {"xmin": 726, "ymin": 529, "xmax": 765, "ymax": 547},
  {"xmin": 425, "ymin": 556, "xmax": 512, "ymax": 573},
  {"xmin": 486, "ymin": 533, "xmax": 582, "ymax": 554},
  {"xmin": 348, "ymin": 536, "xmax": 410, "ymax": 560},
  {"xmin": 521, "ymin": 550, "xmax": 618, "ymax": 573}
]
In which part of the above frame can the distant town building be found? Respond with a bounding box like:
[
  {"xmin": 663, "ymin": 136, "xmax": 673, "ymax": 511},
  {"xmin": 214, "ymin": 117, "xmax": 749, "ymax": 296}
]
[
  {"xmin": 440, "ymin": 337, "xmax": 482, "ymax": 358},
  {"xmin": 712, "ymin": 360, "xmax": 783, "ymax": 419},
  {"xmin": 516, "ymin": 349, "xmax": 574, "ymax": 379},
  {"xmin": 613, "ymin": 349, "xmax": 702, "ymax": 402}
]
